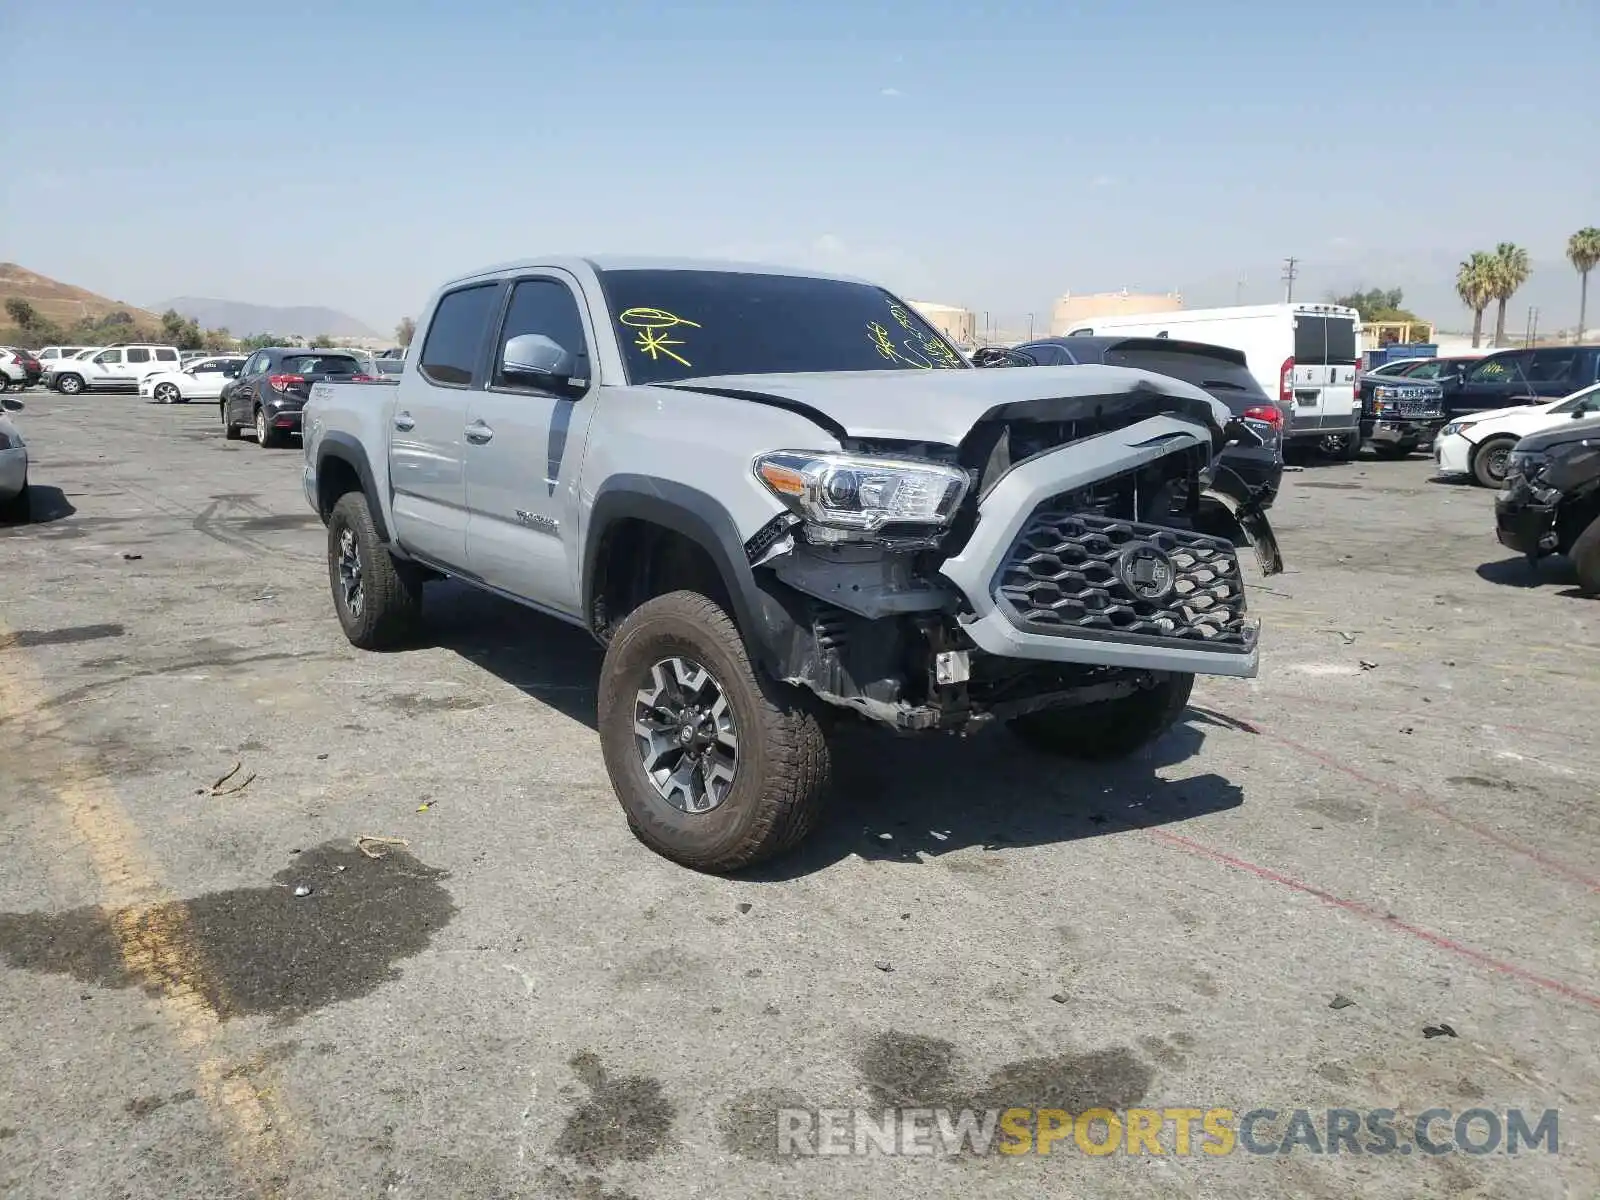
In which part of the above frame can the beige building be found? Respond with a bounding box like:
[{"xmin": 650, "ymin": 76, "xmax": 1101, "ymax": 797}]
[
  {"xmin": 1050, "ymin": 289, "xmax": 1182, "ymax": 335},
  {"xmin": 908, "ymin": 301, "xmax": 976, "ymax": 347}
]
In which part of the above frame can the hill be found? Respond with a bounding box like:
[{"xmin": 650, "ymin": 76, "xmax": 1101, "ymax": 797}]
[
  {"xmin": 0, "ymin": 263, "xmax": 161, "ymax": 337},
  {"xmin": 156, "ymin": 297, "xmax": 380, "ymax": 339}
]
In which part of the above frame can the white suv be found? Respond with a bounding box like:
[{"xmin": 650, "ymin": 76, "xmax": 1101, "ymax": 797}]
[
  {"xmin": 34, "ymin": 345, "xmax": 94, "ymax": 369},
  {"xmin": 49, "ymin": 344, "xmax": 182, "ymax": 394}
]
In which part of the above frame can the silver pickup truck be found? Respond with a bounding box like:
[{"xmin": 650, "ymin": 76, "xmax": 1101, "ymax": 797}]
[{"xmin": 302, "ymin": 257, "xmax": 1279, "ymax": 872}]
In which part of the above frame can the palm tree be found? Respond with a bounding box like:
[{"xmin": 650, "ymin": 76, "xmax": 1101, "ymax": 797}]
[
  {"xmin": 1456, "ymin": 252, "xmax": 1495, "ymax": 348},
  {"xmin": 1488, "ymin": 242, "xmax": 1531, "ymax": 347},
  {"xmin": 1567, "ymin": 227, "xmax": 1600, "ymax": 342}
]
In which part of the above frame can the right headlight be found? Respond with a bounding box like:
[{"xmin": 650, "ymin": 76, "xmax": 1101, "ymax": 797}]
[{"xmin": 753, "ymin": 450, "xmax": 970, "ymax": 533}]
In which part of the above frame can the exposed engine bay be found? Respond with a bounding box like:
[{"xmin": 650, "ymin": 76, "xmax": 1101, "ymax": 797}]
[{"xmin": 744, "ymin": 386, "xmax": 1283, "ymax": 731}]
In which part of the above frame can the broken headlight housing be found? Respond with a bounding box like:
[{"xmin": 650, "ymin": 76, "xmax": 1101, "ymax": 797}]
[
  {"xmin": 754, "ymin": 450, "xmax": 969, "ymax": 535},
  {"xmin": 1504, "ymin": 449, "xmax": 1548, "ymax": 481}
]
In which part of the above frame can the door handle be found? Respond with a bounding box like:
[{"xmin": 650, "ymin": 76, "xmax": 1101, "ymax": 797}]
[
  {"xmin": 393, "ymin": 412, "xmax": 415, "ymax": 431},
  {"xmin": 465, "ymin": 421, "xmax": 494, "ymax": 444}
]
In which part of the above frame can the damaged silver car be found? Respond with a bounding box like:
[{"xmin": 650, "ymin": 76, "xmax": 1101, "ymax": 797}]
[{"xmin": 303, "ymin": 259, "xmax": 1283, "ymax": 870}]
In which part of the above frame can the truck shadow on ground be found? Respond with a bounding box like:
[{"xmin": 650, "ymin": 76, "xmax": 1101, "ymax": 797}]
[
  {"xmin": 1475, "ymin": 555, "xmax": 1593, "ymax": 599},
  {"xmin": 419, "ymin": 581, "xmax": 1245, "ymax": 875}
]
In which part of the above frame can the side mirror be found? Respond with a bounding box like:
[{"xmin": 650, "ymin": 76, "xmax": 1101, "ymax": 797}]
[{"xmin": 502, "ymin": 333, "xmax": 577, "ymax": 383}]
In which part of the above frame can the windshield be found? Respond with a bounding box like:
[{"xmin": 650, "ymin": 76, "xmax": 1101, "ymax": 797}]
[
  {"xmin": 1552, "ymin": 383, "xmax": 1600, "ymax": 414},
  {"xmin": 596, "ymin": 269, "xmax": 969, "ymax": 385},
  {"xmin": 283, "ymin": 355, "xmax": 360, "ymax": 375}
]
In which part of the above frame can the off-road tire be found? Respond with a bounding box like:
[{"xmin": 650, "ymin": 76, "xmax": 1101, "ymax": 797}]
[
  {"xmin": 0, "ymin": 476, "xmax": 29, "ymax": 525},
  {"xmin": 56, "ymin": 373, "xmax": 84, "ymax": 395},
  {"xmin": 1009, "ymin": 672, "xmax": 1195, "ymax": 760},
  {"xmin": 1472, "ymin": 436, "xmax": 1517, "ymax": 488},
  {"xmin": 255, "ymin": 406, "xmax": 283, "ymax": 449},
  {"xmin": 598, "ymin": 590, "xmax": 831, "ymax": 873},
  {"xmin": 326, "ymin": 491, "xmax": 423, "ymax": 650},
  {"xmin": 1572, "ymin": 516, "xmax": 1600, "ymax": 597}
]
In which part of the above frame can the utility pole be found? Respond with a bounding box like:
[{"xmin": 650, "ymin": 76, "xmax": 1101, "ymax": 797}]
[
  {"xmin": 1281, "ymin": 257, "xmax": 1299, "ymax": 303},
  {"xmin": 1236, "ymin": 274, "xmax": 1246, "ymax": 305},
  {"xmin": 1526, "ymin": 306, "xmax": 1540, "ymax": 348},
  {"xmin": 1027, "ymin": 312, "xmax": 1035, "ymax": 341}
]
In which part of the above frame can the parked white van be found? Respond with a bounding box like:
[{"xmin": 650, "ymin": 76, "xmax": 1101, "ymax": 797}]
[{"xmin": 1062, "ymin": 303, "xmax": 1363, "ymax": 454}]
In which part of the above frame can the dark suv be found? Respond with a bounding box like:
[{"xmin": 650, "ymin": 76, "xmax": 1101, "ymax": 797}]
[
  {"xmin": 1437, "ymin": 345, "xmax": 1600, "ymax": 420},
  {"xmin": 220, "ymin": 348, "xmax": 370, "ymax": 448},
  {"xmin": 1006, "ymin": 336, "xmax": 1286, "ymax": 508}
]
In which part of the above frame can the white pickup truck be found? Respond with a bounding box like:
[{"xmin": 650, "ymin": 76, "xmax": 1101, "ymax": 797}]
[{"xmin": 302, "ymin": 256, "xmax": 1277, "ymax": 872}]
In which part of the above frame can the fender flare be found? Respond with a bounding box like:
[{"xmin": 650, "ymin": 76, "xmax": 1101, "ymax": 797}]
[
  {"xmin": 584, "ymin": 476, "xmax": 788, "ymax": 673},
  {"xmin": 315, "ymin": 432, "xmax": 390, "ymax": 543}
]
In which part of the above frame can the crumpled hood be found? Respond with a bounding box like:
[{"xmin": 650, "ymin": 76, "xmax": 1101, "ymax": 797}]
[
  {"xmin": 1512, "ymin": 413, "xmax": 1600, "ymax": 455},
  {"xmin": 655, "ymin": 364, "xmax": 1232, "ymax": 448}
]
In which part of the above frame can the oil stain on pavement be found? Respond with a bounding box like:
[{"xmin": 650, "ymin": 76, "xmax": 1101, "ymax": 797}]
[
  {"xmin": 0, "ymin": 842, "xmax": 456, "ymax": 1021},
  {"xmin": 722, "ymin": 1031, "xmax": 1155, "ymax": 1160},
  {"xmin": 552, "ymin": 1051, "xmax": 676, "ymax": 1167}
]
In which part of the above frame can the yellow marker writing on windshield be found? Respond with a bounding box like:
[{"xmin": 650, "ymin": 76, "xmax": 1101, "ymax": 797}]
[{"xmin": 619, "ymin": 307, "xmax": 700, "ymax": 368}]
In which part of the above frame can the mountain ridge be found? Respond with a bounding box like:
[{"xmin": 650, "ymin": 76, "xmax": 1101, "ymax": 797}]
[{"xmin": 154, "ymin": 296, "xmax": 381, "ymax": 339}]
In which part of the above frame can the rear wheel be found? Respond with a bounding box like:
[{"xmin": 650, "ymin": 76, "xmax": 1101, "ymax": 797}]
[
  {"xmin": 598, "ymin": 590, "xmax": 831, "ymax": 873},
  {"xmin": 255, "ymin": 406, "xmax": 283, "ymax": 448},
  {"xmin": 1472, "ymin": 436, "xmax": 1516, "ymax": 488},
  {"xmin": 326, "ymin": 491, "xmax": 423, "ymax": 649},
  {"xmin": 1009, "ymin": 673, "xmax": 1195, "ymax": 760},
  {"xmin": 1572, "ymin": 516, "xmax": 1600, "ymax": 596}
]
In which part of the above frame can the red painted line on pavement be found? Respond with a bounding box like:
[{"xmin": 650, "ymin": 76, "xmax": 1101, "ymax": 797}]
[
  {"xmin": 1146, "ymin": 828, "xmax": 1600, "ymax": 1013},
  {"xmin": 1222, "ymin": 715, "xmax": 1600, "ymax": 893}
]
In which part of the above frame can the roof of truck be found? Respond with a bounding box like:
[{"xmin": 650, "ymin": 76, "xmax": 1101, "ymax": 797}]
[{"xmin": 445, "ymin": 256, "xmax": 873, "ymax": 289}]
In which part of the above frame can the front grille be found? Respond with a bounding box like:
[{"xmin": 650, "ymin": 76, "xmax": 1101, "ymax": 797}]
[{"xmin": 994, "ymin": 510, "xmax": 1250, "ymax": 650}]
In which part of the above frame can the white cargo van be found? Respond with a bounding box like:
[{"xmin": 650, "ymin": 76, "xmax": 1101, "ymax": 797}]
[{"xmin": 1063, "ymin": 303, "xmax": 1363, "ymax": 454}]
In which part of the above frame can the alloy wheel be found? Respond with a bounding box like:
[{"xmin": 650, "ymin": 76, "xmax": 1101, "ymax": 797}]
[
  {"xmin": 156, "ymin": 383, "xmax": 179, "ymax": 404},
  {"xmin": 256, "ymin": 409, "xmax": 267, "ymax": 443},
  {"xmin": 633, "ymin": 656, "xmax": 740, "ymax": 814},
  {"xmin": 335, "ymin": 527, "xmax": 364, "ymax": 617}
]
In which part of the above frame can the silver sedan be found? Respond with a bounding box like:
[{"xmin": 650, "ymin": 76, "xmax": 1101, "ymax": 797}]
[{"xmin": 0, "ymin": 413, "xmax": 29, "ymax": 524}]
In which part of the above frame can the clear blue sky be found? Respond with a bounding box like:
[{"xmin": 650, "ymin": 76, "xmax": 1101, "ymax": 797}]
[{"xmin": 3, "ymin": 0, "xmax": 1595, "ymax": 335}]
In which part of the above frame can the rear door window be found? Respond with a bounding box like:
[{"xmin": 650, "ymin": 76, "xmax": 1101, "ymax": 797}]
[
  {"xmin": 155, "ymin": 348, "xmax": 178, "ymax": 362},
  {"xmin": 419, "ymin": 283, "xmax": 499, "ymax": 387},
  {"xmin": 126, "ymin": 348, "xmax": 152, "ymax": 364},
  {"xmin": 1294, "ymin": 316, "xmax": 1357, "ymax": 365},
  {"xmin": 1524, "ymin": 350, "xmax": 1577, "ymax": 384}
]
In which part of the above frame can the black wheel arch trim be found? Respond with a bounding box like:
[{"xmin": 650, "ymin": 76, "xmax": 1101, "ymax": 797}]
[
  {"xmin": 315, "ymin": 432, "xmax": 391, "ymax": 543},
  {"xmin": 584, "ymin": 476, "xmax": 792, "ymax": 676}
]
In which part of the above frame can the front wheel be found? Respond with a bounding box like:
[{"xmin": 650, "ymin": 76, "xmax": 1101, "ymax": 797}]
[
  {"xmin": 1009, "ymin": 673, "xmax": 1195, "ymax": 760},
  {"xmin": 154, "ymin": 382, "xmax": 181, "ymax": 404},
  {"xmin": 1472, "ymin": 437, "xmax": 1517, "ymax": 488},
  {"xmin": 326, "ymin": 491, "xmax": 423, "ymax": 649},
  {"xmin": 0, "ymin": 475, "xmax": 29, "ymax": 525},
  {"xmin": 598, "ymin": 590, "xmax": 831, "ymax": 873},
  {"xmin": 56, "ymin": 373, "xmax": 84, "ymax": 395}
]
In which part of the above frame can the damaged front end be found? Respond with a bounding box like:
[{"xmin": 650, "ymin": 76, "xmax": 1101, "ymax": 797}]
[{"xmin": 744, "ymin": 379, "xmax": 1280, "ymax": 732}]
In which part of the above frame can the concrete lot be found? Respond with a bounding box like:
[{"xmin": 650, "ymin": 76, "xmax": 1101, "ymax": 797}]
[{"xmin": 1, "ymin": 390, "xmax": 1596, "ymax": 1199}]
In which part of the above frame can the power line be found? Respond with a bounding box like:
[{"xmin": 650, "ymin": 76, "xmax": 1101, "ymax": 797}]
[{"xmin": 1281, "ymin": 257, "xmax": 1299, "ymax": 303}]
